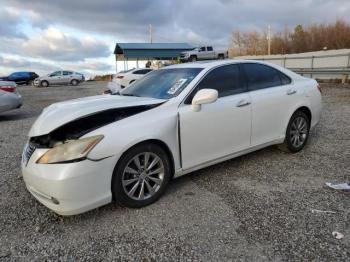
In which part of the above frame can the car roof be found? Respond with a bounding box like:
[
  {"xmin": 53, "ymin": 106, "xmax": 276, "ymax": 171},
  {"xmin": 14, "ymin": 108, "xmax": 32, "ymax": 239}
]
[
  {"xmin": 163, "ymin": 59, "xmax": 303, "ymax": 79},
  {"xmin": 164, "ymin": 59, "xmax": 263, "ymax": 69}
]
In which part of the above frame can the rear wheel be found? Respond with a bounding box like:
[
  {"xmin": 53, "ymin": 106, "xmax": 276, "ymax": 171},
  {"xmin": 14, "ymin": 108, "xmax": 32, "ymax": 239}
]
[
  {"xmin": 41, "ymin": 80, "xmax": 49, "ymax": 87},
  {"xmin": 71, "ymin": 79, "xmax": 79, "ymax": 86},
  {"xmin": 278, "ymin": 110, "xmax": 310, "ymax": 153},
  {"xmin": 218, "ymin": 54, "xmax": 225, "ymax": 59},
  {"xmin": 112, "ymin": 143, "xmax": 171, "ymax": 208}
]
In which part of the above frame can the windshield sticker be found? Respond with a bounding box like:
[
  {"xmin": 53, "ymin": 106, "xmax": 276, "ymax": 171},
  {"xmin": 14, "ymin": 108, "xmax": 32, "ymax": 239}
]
[{"xmin": 167, "ymin": 78, "xmax": 188, "ymax": 95}]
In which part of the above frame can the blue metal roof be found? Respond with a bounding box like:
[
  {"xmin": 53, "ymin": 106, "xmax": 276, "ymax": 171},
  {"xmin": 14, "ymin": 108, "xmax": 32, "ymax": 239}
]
[{"xmin": 114, "ymin": 43, "xmax": 194, "ymax": 59}]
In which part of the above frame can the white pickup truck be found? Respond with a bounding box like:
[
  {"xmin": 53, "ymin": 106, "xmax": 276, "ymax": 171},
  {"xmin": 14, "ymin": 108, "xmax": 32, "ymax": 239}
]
[{"xmin": 180, "ymin": 46, "xmax": 228, "ymax": 62}]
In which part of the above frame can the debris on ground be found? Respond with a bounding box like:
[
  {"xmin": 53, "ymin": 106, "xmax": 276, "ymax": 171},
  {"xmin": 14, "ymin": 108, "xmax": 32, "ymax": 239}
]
[
  {"xmin": 332, "ymin": 231, "xmax": 344, "ymax": 240},
  {"xmin": 325, "ymin": 182, "xmax": 350, "ymax": 191}
]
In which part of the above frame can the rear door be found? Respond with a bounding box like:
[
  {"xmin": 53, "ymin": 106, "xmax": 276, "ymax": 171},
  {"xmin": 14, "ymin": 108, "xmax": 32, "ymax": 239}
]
[
  {"xmin": 17, "ymin": 72, "xmax": 27, "ymax": 84},
  {"xmin": 242, "ymin": 63, "xmax": 297, "ymax": 146},
  {"xmin": 62, "ymin": 71, "xmax": 73, "ymax": 84},
  {"xmin": 206, "ymin": 46, "xmax": 215, "ymax": 59},
  {"xmin": 179, "ymin": 64, "xmax": 251, "ymax": 170}
]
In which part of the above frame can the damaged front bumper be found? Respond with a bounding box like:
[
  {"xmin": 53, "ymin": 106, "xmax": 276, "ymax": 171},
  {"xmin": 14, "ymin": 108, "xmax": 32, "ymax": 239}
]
[{"xmin": 21, "ymin": 147, "xmax": 116, "ymax": 215}]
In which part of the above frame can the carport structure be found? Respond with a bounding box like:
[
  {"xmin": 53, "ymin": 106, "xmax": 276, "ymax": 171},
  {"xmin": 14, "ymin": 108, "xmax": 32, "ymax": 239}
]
[{"xmin": 113, "ymin": 43, "xmax": 194, "ymax": 71}]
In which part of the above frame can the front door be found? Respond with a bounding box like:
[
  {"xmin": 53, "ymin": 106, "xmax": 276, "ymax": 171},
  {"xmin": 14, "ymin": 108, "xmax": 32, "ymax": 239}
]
[
  {"xmin": 49, "ymin": 71, "xmax": 63, "ymax": 84},
  {"xmin": 179, "ymin": 64, "xmax": 251, "ymax": 170}
]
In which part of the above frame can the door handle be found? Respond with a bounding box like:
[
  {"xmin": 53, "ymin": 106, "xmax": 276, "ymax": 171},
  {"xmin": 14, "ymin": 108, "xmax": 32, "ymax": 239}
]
[
  {"xmin": 236, "ymin": 100, "xmax": 251, "ymax": 107},
  {"xmin": 287, "ymin": 89, "xmax": 297, "ymax": 95}
]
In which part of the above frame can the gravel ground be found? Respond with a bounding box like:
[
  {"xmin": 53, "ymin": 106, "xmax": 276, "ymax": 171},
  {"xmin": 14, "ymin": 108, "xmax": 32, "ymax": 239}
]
[{"xmin": 0, "ymin": 82, "xmax": 349, "ymax": 261}]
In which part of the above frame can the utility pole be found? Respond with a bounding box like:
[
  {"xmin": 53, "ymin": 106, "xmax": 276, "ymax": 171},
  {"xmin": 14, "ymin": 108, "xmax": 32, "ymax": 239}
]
[
  {"xmin": 267, "ymin": 25, "xmax": 271, "ymax": 55},
  {"xmin": 149, "ymin": 24, "xmax": 153, "ymax": 43}
]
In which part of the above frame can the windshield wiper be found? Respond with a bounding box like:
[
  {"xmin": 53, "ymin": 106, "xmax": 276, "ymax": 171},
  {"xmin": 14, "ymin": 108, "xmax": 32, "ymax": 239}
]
[{"xmin": 121, "ymin": 93, "xmax": 140, "ymax": 97}]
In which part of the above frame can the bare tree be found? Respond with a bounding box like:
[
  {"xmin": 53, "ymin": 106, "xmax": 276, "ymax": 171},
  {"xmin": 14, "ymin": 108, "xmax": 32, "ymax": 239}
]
[{"xmin": 229, "ymin": 20, "xmax": 350, "ymax": 57}]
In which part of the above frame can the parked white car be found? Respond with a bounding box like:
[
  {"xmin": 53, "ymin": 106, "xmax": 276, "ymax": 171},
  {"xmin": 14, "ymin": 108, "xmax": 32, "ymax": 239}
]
[
  {"xmin": 22, "ymin": 60, "xmax": 322, "ymax": 215},
  {"xmin": 0, "ymin": 81, "xmax": 22, "ymax": 113},
  {"xmin": 114, "ymin": 68, "xmax": 153, "ymax": 88}
]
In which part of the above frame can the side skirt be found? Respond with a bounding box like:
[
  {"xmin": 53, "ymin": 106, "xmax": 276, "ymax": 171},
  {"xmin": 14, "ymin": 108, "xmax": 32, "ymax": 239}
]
[{"xmin": 173, "ymin": 139, "xmax": 283, "ymax": 178}]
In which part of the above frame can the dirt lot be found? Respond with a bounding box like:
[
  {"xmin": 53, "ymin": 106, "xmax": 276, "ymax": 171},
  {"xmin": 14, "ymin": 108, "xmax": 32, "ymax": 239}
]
[{"xmin": 0, "ymin": 82, "xmax": 349, "ymax": 261}]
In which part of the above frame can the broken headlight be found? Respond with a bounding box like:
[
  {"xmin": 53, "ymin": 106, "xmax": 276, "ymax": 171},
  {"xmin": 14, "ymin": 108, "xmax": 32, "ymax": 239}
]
[{"xmin": 36, "ymin": 135, "xmax": 103, "ymax": 164}]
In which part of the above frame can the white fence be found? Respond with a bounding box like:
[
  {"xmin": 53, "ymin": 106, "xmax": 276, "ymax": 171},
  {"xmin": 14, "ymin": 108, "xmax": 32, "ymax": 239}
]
[{"xmin": 235, "ymin": 49, "xmax": 350, "ymax": 81}]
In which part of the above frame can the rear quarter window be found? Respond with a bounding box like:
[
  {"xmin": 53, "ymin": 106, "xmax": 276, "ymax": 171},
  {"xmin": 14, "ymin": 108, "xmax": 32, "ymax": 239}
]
[{"xmin": 280, "ymin": 72, "xmax": 292, "ymax": 85}]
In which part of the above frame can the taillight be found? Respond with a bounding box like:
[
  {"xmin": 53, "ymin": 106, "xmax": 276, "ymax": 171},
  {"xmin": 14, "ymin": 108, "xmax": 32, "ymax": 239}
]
[
  {"xmin": 0, "ymin": 86, "xmax": 16, "ymax": 92},
  {"xmin": 317, "ymin": 83, "xmax": 322, "ymax": 94},
  {"xmin": 116, "ymin": 75, "xmax": 124, "ymax": 79}
]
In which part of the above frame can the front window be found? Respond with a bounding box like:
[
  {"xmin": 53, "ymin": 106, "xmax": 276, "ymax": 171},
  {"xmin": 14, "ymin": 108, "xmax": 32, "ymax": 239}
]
[
  {"xmin": 120, "ymin": 68, "xmax": 203, "ymax": 99},
  {"xmin": 50, "ymin": 71, "xmax": 62, "ymax": 77}
]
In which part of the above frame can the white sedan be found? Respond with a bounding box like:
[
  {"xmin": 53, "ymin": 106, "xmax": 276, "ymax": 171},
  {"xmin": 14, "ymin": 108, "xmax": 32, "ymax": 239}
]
[
  {"xmin": 114, "ymin": 68, "xmax": 153, "ymax": 88},
  {"xmin": 22, "ymin": 60, "xmax": 322, "ymax": 215}
]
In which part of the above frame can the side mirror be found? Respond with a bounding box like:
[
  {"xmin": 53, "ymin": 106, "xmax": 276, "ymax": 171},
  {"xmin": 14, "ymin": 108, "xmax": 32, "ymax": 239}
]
[{"xmin": 191, "ymin": 89, "xmax": 218, "ymax": 112}]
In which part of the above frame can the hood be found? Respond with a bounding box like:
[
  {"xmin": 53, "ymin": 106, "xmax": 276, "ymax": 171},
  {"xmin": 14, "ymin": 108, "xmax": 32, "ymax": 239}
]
[
  {"xmin": 36, "ymin": 75, "xmax": 46, "ymax": 80},
  {"xmin": 29, "ymin": 94, "xmax": 165, "ymax": 137}
]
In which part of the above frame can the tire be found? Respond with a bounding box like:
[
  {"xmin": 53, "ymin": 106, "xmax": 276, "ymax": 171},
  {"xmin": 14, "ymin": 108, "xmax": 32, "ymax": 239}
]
[
  {"xmin": 41, "ymin": 81, "xmax": 49, "ymax": 87},
  {"xmin": 112, "ymin": 143, "xmax": 172, "ymax": 208},
  {"xmin": 218, "ymin": 54, "xmax": 225, "ymax": 59},
  {"xmin": 129, "ymin": 80, "xmax": 135, "ymax": 85},
  {"xmin": 71, "ymin": 79, "xmax": 79, "ymax": 86},
  {"xmin": 189, "ymin": 56, "xmax": 197, "ymax": 62},
  {"xmin": 278, "ymin": 110, "xmax": 310, "ymax": 153}
]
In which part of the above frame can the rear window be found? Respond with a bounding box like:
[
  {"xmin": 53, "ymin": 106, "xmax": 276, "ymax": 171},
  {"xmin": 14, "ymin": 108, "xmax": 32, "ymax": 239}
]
[{"xmin": 280, "ymin": 72, "xmax": 292, "ymax": 85}]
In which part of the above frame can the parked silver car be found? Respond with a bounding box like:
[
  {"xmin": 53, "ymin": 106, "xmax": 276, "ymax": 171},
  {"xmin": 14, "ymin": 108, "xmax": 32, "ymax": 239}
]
[
  {"xmin": 0, "ymin": 81, "xmax": 22, "ymax": 113},
  {"xmin": 34, "ymin": 71, "xmax": 85, "ymax": 87}
]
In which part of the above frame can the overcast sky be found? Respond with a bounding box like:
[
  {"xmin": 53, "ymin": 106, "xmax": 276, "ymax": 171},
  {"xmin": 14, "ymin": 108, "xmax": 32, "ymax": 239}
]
[{"xmin": 1, "ymin": 0, "xmax": 350, "ymax": 76}]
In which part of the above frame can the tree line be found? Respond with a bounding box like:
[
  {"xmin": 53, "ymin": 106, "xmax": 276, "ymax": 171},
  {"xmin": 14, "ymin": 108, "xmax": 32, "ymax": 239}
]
[{"xmin": 229, "ymin": 20, "xmax": 350, "ymax": 57}]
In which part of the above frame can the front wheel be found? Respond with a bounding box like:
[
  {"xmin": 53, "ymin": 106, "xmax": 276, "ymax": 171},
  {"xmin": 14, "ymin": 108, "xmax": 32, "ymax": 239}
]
[
  {"xmin": 112, "ymin": 143, "xmax": 171, "ymax": 208},
  {"xmin": 41, "ymin": 80, "xmax": 49, "ymax": 87},
  {"xmin": 189, "ymin": 56, "xmax": 197, "ymax": 62},
  {"xmin": 278, "ymin": 110, "xmax": 310, "ymax": 153}
]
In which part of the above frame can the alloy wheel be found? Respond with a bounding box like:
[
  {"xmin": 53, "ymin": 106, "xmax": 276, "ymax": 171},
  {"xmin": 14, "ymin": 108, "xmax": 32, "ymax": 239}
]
[
  {"xmin": 122, "ymin": 152, "xmax": 165, "ymax": 201},
  {"xmin": 290, "ymin": 116, "xmax": 308, "ymax": 148}
]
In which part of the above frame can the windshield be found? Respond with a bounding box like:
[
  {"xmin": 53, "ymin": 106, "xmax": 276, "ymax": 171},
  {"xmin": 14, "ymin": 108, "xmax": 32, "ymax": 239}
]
[{"xmin": 120, "ymin": 68, "xmax": 203, "ymax": 99}]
